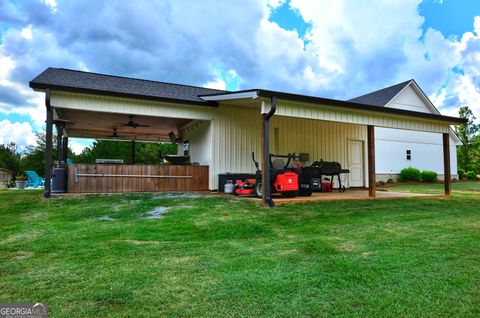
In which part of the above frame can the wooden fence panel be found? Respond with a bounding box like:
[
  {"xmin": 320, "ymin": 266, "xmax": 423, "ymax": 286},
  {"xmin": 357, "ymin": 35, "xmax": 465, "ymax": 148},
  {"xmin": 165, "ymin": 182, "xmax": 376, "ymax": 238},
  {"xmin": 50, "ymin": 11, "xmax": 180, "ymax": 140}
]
[{"xmin": 67, "ymin": 164, "xmax": 209, "ymax": 193}]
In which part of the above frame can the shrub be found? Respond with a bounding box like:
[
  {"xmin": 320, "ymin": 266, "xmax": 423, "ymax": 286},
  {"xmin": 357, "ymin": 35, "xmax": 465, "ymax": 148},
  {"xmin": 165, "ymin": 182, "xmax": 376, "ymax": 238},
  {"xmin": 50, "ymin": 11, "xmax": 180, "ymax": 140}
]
[
  {"xmin": 387, "ymin": 178, "xmax": 395, "ymax": 183},
  {"xmin": 421, "ymin": 170, "xmax": 438, "ymax": 182},
  {"xmin": 399, "ymin": 167, "xmax": 421, "ymax": 182},
  {"xmin": 466, "ymin": 171, "xmax": 476, "ymax": 180},
  {"xmin": 378, "ymin": 181, "xmax": 385, "ymax": 186},
  {"xmin": 458, "ymin": 168, "xmax": 465, "ymax": 180}
]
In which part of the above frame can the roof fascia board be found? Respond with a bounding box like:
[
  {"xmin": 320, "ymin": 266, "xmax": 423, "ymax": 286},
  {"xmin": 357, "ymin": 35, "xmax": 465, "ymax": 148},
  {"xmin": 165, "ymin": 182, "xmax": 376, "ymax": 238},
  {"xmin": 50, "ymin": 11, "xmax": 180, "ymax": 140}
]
[{"xmin": 199, "ymin": 90, "xmax": 259, "ymax": 101}]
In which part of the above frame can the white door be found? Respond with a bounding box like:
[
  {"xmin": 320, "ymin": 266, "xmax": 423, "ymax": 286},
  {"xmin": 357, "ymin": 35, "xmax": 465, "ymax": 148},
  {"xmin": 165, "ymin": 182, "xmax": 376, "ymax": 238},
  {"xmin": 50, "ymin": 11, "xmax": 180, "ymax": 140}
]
[{"xmin": 348, "ymin": 140, "xmax": 364, "ymax": 187}]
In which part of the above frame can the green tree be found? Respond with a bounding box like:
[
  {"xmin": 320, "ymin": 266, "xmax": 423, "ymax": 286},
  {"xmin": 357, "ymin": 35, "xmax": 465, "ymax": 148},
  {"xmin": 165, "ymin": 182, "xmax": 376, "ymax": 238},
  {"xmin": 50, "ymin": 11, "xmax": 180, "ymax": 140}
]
[
  {"xmin": 20, "ymin": 130, "xmax": 75, "ymax": 177},
  {"xmin": 0, "ymin": 143, "xmax": 21, "ymax": 174},
  {"xmin": 456, "ymin": 106, "xmax": 479, "ymax": 172},
  {"xmin": 75, "ymin": 140, "xmax": 176, "ymax": 164},
  {"xmin": 471, "ymin": 134, "xmax": 480, "ymax": 173},
  {"xmin": 20, "ymin": 131, "xmax": 56, "ymax": 177}
]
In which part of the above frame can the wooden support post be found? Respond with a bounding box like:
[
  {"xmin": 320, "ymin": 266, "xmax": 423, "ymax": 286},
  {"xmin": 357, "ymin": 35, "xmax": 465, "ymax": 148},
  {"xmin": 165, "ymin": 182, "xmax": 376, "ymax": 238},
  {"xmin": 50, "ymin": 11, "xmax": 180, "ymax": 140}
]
[
  {"xmin": 367, "ymin": 125, "xmax": 376, "ymax": 197},
  {"xmin": 443, "ymin": 133, "xmax": 451, "ymax": 196},
  {"xmin": 56, "ymin": 124, "xmax": 63, "ymax": 167},
  {"xmin": 44, "ymin": 89, "xmax": 53, "ymax": 198},
  {"xmin": 62, "ymin": 136, "xmax": 68, "ymax": 163}
]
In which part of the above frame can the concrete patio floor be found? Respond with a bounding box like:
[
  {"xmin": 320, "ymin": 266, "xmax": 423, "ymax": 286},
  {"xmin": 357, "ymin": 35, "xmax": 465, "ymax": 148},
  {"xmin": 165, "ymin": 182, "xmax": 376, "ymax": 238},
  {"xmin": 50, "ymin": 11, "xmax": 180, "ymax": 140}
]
[{"xmin": 245, "ymin": 188, "xmax": 443, "ymax": 205}]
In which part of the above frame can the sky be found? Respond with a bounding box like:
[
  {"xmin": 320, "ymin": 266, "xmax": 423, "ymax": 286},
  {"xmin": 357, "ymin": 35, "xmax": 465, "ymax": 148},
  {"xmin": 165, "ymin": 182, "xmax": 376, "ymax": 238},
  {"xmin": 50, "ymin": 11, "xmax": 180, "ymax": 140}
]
[{"xmin": 1, "ymin": 0, "xmax": 480, "ymax": 154}]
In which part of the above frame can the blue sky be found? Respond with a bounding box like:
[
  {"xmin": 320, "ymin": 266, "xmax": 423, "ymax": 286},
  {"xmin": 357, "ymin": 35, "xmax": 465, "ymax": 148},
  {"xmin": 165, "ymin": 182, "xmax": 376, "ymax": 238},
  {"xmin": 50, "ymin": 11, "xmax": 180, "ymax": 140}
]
[{"xmin": 1, "ymin": 0, "xmax": 480, "ymax": 153}]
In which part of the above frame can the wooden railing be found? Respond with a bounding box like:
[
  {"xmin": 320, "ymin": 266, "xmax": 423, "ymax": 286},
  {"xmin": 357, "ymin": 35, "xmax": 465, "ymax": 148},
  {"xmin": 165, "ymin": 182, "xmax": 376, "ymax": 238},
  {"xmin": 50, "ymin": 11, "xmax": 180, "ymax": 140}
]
[{"xmin": 67, "ymin": 164, "xmax": 209, "ymax": 193}]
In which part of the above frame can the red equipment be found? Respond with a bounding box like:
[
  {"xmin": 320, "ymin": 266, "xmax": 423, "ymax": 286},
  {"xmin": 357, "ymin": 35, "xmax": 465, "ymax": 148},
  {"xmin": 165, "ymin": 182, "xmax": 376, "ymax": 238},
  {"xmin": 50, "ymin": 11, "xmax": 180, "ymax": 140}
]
[
  {"xmin": 252, "ymin": 152, "xmax": 304, "ymax": 197},
  {"xmin": 234, "ymin": 179, "xmax": 256, "ymax": 196},
  {"xmin": 273, "ymin": 171, "xmax": 298, "ymax": 192},
  {"xmin": 321, "ymin": 182, "xmax": 333, "ymax": 192}
]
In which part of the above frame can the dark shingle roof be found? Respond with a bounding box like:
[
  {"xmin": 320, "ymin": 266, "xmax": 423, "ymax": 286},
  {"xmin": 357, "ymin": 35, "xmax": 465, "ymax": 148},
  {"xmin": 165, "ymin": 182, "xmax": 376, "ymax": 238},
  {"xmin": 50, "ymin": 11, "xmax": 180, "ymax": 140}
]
[
  {"xmin": 348, "ymin": 80, "xmax": 412, "ymax": 106},
  {"xmin": 29, "ymin": 68, "xmax": 226, "ymax": 105}
]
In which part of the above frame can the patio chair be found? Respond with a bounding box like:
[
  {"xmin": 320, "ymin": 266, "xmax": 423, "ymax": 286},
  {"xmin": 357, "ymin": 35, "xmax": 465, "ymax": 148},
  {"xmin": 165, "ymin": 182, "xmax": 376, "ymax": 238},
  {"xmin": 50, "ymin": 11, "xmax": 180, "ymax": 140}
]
[{"xmin": 25, "ymin": 170, "xmax": 45, "ymax": 188}]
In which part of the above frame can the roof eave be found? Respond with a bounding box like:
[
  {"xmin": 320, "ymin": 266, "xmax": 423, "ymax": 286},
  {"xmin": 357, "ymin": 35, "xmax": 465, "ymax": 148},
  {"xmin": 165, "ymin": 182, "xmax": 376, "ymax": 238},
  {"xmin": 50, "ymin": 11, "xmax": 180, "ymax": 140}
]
[
  {"xmin": 256, "ymin": 89, "xmax": 466, "ymax": 125},
  {"xmin": 199, "ymin": 89, "xmax": 260, "ymax": 101},
  {"xmin": 29, "ymin": 82, "xmax": 219, "ymax": 107}
]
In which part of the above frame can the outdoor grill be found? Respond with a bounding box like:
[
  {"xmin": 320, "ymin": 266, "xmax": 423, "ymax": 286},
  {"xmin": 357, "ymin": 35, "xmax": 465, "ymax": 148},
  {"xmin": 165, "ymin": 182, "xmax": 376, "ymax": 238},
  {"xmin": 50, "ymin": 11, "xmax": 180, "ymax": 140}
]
[{"xmin": 302, "ymin": 159, "xmax": 350, "ymax": 192}]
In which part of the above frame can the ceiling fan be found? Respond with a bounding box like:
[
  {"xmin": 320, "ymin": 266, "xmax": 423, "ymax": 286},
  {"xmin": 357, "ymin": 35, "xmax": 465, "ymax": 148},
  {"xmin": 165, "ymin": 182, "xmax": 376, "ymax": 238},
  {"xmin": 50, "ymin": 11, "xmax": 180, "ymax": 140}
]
[
  {"xmin": 115, "ymin": 115, "xmax": 150, "ymax": 128},
  {"xmin": 110, "ymin": 128, "xmax": 123, "ymax": 139}
]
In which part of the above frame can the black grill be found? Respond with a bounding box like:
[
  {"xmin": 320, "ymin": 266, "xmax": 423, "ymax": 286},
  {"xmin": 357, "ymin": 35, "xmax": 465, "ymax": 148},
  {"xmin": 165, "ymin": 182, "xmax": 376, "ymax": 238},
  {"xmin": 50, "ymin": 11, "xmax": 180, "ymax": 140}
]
[{"xmin": 301, "ymin": 160, "xmax": 350, "ymax": 192}]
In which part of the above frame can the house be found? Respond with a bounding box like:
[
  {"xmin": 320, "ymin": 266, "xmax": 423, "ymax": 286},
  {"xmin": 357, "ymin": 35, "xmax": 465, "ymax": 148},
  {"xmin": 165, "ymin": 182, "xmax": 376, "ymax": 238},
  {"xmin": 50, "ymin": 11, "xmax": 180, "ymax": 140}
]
[
  {"xmin": 0, "ymin": 168, "xmax": 14, "ymax": 188},
  {"xmin": 29, "ymin": 68, "xmax": 465, "ymax": 204},
  {"xmin": 350, "ymin": 80, "xmax": 461, "ymax": 181}
]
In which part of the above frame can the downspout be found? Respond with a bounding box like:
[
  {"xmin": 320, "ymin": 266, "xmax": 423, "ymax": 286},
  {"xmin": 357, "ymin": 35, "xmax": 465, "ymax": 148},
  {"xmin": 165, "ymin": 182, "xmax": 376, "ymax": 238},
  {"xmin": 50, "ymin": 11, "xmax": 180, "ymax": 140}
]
[
  {"xmin": 44, "ymin": 88, "xmax": 53, "ymax": 198},
  {"xmin": 261, "ymin": 96, "xmax": 276, "ymax": 207}
]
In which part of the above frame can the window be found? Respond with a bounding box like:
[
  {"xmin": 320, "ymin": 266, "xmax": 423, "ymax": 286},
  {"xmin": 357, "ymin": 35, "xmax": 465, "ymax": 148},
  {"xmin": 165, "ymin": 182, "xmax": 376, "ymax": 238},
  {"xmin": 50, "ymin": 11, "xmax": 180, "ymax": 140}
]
[{"xmin": 406, "ymin": 149, "xmax": 411, "ymax": 160}]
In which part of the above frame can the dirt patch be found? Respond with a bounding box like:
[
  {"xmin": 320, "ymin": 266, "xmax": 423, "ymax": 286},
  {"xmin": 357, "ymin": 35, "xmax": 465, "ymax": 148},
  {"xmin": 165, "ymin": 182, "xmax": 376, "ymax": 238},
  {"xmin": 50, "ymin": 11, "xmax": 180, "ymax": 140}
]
[
  {"xmin": 97, "ymin": 216, "xmax": 116, "ymax": 221},
  {"xmin": 120, "ymin": 240, "xmax": 165, "ymax": 245},
  {"xmin": 336, "ymin": 241, "xmax": 360, "ymax": 252},
  {"xmin": 145, "ymin": 206, "xmax": 169, "ymax": 219},
  {"xmin": 11, "ymin": 250, "xmax": 34, "ymax": 260},
  {"xmin": 21, "ymin": 212, "xmax": 48, "ymax": 221},
  {"xmin": 153, "ymin": 192, "xmax": 207, "ymax": 199},
  {"xmin": 2, "ymin": 231, "xmax": 41, "ymax": 244}
]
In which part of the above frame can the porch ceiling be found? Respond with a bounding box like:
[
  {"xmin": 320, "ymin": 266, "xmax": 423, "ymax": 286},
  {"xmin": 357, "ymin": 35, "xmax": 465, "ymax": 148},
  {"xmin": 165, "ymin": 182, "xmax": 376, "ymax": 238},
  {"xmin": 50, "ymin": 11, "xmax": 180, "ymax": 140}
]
[{"xmin": 55, "ymin": 108, "xmax": 191, "ymax": 141}]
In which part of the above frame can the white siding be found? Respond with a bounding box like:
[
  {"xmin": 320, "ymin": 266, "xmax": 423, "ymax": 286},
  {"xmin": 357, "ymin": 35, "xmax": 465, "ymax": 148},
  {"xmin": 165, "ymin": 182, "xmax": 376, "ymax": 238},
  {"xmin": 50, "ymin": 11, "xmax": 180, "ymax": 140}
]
[
  {"xmin": 375, "ymin": 127, "xmax": 458, "ymax": 176},
  {"xmin": 386, "ymin": 86, "xmax": 433, "ymax": 113},
  {"xmin": 52, "ymin": 91, "xmax": 452, "ymax": 134},
  {"xmin": 180, "ymin": 120, "xmax": 214, "ymax": 185},
  {"xmin": 375, "ymin": 84, "xmax": 459, "ymax": 178},
  {"xmin": 275, "ymin": 99, "xmax": 450, "ymax": 133},
  {"xmin": 210, "ymin": 105, "xmax": 263, "ymax": 189},
  {"xmin": 51, "ymin": 91, "xmax": 216, "ymax": 120}
]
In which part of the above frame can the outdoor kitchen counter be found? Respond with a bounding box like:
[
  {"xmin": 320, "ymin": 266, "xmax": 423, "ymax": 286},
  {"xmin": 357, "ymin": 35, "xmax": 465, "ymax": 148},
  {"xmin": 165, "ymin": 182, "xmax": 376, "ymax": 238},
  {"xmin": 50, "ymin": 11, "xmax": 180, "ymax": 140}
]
[{"xmin": 67, "ymin": 164, "xmax": 209, "ymax": 193}]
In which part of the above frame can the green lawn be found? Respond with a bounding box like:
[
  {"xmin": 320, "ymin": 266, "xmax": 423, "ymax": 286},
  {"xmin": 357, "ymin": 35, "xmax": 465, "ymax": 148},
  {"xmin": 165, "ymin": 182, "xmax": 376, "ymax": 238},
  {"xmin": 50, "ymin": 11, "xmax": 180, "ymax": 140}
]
[{"xmin": 1, "ymin": 183, "xmax": 479, "ymax": 317}]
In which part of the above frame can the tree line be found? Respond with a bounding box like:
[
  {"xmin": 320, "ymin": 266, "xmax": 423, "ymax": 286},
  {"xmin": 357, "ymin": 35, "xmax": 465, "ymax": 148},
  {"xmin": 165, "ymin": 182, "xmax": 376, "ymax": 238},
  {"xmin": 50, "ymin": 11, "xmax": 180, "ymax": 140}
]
[
  {"xmin": 456, "ymin": 106, "xmax": 480, "ymax": 177},
  {"xmin": 0, "ymin": 132, "xmax": 176, "ymax": 178}
]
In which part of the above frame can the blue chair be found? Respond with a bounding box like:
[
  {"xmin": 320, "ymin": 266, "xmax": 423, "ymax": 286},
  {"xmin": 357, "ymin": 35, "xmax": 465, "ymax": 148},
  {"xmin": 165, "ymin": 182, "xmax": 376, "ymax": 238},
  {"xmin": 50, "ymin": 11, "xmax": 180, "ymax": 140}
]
[{"xmin": 25, "ymin": 170, "xmax": 45, "ymax": 188}]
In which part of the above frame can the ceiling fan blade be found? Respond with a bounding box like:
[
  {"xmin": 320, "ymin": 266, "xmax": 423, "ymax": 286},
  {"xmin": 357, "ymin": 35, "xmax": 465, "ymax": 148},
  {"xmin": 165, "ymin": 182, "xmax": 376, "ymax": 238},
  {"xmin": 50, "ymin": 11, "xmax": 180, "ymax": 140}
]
[{"xmin": 134, "ymin": 123, "xmax": 150, "ymax": 127}]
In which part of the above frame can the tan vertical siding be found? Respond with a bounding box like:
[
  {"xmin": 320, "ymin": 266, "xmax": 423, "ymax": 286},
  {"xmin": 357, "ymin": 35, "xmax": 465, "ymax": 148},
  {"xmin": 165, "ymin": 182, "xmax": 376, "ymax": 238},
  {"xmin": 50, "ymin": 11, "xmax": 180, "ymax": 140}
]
[{"xmin": 210, "ymin": 105, "xmax": 367, "ymax": 189}]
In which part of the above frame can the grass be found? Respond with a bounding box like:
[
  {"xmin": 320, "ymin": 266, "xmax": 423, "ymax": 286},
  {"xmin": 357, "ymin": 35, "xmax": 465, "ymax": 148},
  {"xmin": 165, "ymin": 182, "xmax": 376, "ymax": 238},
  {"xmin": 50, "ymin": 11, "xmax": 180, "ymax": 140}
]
[
  {"xmin": 386, "ymin": 180, "xmax": 480, "ymax": 195},
  {"xmin": 0, "ymin": 182, "xmax": 479, "ymax": 317}
]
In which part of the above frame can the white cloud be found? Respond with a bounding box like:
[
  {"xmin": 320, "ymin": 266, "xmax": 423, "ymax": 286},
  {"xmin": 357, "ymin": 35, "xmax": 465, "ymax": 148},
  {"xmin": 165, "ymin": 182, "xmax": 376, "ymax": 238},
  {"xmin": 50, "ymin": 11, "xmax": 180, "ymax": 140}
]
[
  {"xmin": 203, "ymin": 78, "xmax": 227, "ymax": 90},
  {"xmin": 20, "ymin": 26, "xmax": 33, "ymax": 40},
  {"xmin": 0, "ymin": 119, "xmax": 36, "ymax": 151},
  {"xmin": 69, "ymin": 139, "xmax": 91, "ymax": 155},
  {"xmin": 41, "ymin": 0, "xmax": 57, "ymax": 12},
  {"xmin": 429, "ymin": 16, "xmax": 480, "ymax": 120}
]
